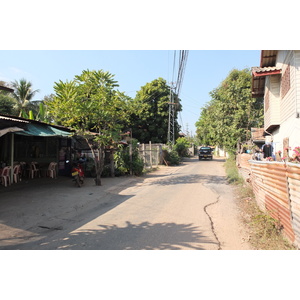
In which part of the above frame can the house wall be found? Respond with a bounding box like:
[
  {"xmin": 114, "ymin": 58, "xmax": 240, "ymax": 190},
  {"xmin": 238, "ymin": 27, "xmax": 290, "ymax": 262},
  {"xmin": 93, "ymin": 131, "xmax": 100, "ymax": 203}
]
[
  {"xmin": 264, "ymin": 77, "xmax": 271, "ymax": 128},
  {"xmin": 278, "ymin": 51, "xmax": 295, "ymax": 123},
  {"xmin": 264, "ymin": 75, "xmax": 281, "ymax": 130},
  {"xmin": 274, "ymin": 117, "xmax": 300, "ymax": 150},
  {"xmin": 266, "ymin": 51, "xmax": 300, "ymax": 153},
  {"xmin": 279, "ymin": 51, "xmax": 300, "ymax": 150}
]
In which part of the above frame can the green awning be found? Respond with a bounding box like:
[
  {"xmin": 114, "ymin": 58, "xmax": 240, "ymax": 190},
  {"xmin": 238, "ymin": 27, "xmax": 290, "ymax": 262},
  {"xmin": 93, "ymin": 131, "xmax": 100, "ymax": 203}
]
[{"xmin": 15, "ymin": 123, "xmax": 71, "ymax": 137}]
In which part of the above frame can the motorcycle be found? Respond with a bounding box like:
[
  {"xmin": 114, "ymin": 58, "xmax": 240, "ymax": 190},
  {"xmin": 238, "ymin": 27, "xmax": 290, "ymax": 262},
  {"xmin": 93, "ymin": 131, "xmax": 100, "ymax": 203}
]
[{"xmin": 71, "ymin": 163, "xmax": 84, "ymax": 187}]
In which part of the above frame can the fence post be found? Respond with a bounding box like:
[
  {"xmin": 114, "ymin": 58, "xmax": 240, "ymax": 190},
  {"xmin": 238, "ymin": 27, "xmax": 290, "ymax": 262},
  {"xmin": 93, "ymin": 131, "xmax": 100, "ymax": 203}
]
[
  {"xmin": 129, "ymin": 143, "xmax": 132, "ymax": 175},
  {"xmin": 149, "ymin": 141, "xmax": 152, "ymax": 168},
  {"xmin": 142, "ymin": 143, "xmax": 146, "ymax": 165}
]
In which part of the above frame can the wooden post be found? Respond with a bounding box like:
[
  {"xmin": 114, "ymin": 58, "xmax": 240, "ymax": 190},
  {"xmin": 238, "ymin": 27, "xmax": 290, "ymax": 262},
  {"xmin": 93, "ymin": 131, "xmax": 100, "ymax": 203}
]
[
  {"xmin": 149, "ymin": 141, "xmax": 152, "ymax": 168},
  {"xmin": 129, "ymin": 143, "xmax": 132, "ymax": 175},
  {"xmin": 110, "ymin": 149, "xmax": 115, "ymax": 177},
  {"xmin": 142, "ymin": 143, "xmax": 146, "ymax": 165},
  {"xmin": 10, "ymin": 133, "xmax": 14, "ymax": 183}
]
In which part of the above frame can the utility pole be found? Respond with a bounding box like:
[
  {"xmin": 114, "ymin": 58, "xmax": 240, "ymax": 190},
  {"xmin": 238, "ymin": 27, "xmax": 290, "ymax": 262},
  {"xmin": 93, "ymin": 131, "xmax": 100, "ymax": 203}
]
[{"xmin": 167, "ymin": 82, "xmax": 175, "ymax": 145}]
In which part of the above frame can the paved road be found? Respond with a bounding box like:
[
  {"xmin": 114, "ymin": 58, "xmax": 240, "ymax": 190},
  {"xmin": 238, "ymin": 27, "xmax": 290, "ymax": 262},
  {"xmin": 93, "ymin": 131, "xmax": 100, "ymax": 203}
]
[{"xmin": 0, "ymin": 157, "xmax": 251, "ymax": 250}]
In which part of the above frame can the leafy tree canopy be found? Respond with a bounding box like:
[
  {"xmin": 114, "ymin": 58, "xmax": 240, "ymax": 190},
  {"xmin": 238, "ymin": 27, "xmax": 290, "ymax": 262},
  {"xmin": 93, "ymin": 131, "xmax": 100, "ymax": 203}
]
[
  {"xmin": 195, "ymin": 68, "xmax": 264, "ymax": 153},
  {"xmin": 130, "ymin": 77, "xmax": 182, "ymax": 144},
  {"xmin": 0, "ymin": 90, "xmax": 16, "ymax": 115},
  {"xmin": 47, "ymin": 69, "xmax": 133, "ymax": 185}
]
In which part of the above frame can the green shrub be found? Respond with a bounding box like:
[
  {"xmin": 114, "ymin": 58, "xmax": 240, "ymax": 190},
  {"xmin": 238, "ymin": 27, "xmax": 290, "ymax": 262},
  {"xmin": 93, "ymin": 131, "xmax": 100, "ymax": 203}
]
[
  {"xmin": 173, "ymin": 137, "xmax": 190, "ymax": 157},
  {"xmin": 164, "ymin": 149, "xmax": 181, "ymax": 165},
  {"xmin": 114, "ymin": 139, "xmax": 145, "ymax": 176},
  {"xmin": 101, "ymin": 165, "xmax": 112, "ymax": 177},
  {"xmin": 131, "ymin": 156, "xmax": 144, "ymax": 175}
]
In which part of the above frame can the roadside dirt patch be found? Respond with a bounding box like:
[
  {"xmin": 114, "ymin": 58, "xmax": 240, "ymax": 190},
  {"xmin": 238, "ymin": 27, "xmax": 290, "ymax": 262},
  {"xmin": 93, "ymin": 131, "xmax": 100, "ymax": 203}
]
[{"xmin": 234, "ymin": 184, "xmax": 296, "ymax": 250}]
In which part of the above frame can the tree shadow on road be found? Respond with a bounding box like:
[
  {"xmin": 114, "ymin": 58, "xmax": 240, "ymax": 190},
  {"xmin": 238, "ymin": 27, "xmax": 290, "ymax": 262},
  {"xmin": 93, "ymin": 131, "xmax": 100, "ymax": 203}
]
[{"xmin": 36, "ymin": 221, "xmax": 216, "ymax": 250}]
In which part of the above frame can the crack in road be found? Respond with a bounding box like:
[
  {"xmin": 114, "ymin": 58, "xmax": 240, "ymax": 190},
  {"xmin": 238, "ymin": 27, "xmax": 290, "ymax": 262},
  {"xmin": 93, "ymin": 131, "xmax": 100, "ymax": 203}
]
[
  {"xmin": 204, "ymin": 195, "xmax": 222, "ymax": 250},
  {"xmin": 38, "ymin": 225, "xmax": 63, "ymax": 231}
]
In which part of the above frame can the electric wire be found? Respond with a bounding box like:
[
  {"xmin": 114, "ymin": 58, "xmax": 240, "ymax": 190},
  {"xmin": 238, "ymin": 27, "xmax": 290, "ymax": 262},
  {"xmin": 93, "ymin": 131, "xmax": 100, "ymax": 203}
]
[{"xmin": 168, "ymin": 50, "xmax": 189, "ymax": 141}]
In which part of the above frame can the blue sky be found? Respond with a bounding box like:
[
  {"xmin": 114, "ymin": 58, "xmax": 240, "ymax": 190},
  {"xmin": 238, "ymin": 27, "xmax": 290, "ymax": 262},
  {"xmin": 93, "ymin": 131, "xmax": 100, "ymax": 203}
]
[
  {"xmin": 0, "ymin": 2, "xmax": 298, "ymax": 137},
  {"xmin": 0, "ymin": 50, "xmax": 261, "ymax": 136}
]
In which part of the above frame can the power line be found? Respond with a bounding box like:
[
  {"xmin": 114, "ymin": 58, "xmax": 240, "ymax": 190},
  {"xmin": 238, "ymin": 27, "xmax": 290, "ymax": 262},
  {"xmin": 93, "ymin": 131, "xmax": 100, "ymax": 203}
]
[
  {"xmin": 167, "ymin": 50, "xmax": 189, "ymax": 144},
  {"xmin": 172, "ymin": 51, "xmax": 177, "ymax": 83},
  {"xmin": 178, "ymin": 111, "xmax": 184, "ymax": 133},
  {"xmin": 175, "ymin": 50, "xmax": 189, "ymax": 97}
]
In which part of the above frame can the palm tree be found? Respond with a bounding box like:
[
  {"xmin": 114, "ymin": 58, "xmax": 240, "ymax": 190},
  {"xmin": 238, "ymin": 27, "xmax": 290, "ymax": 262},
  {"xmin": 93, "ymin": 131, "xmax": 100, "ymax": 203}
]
[{"xmin": 11, "ymin": 78, "xmax": 40, "ymax": 117}]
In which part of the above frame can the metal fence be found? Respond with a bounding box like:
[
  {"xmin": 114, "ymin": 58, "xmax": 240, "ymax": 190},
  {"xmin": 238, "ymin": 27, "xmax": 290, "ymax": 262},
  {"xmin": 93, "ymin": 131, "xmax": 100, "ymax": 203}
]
[
  {"xmin": 247, "ymin": 160, "xmax": 300, "ymax": 248},
  {"xmin": 138, "ymin": 143, "xmax": 164, "ymax": 168},
  {"xmin": 287, "ymin": 164, "xmax": 300, "ymax": 247}
]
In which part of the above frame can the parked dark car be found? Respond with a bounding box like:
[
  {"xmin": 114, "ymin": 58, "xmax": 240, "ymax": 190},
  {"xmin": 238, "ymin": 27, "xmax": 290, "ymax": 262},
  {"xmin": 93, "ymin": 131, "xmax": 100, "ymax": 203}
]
[{"xmin": 198, "ymin": 147, "xmax": 213, "ymax": 160}]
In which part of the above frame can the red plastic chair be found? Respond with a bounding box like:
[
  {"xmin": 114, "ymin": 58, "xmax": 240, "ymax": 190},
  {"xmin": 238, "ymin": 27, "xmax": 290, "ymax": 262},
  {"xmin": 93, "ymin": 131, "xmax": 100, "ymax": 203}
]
[
  {"xmin": 28, "ymin": 162, "xmax": 40, "ymax": 179},
  {"xmin": 13, "ymin": 164, "xmax": 21, "ymax": 183},
  {"xmin": 47, "ymin": 162, "xmax": 57, "ymax": 179},
  {"xmin": 0, "ymin": 166, "xmax": 11, "ymax": 187}
]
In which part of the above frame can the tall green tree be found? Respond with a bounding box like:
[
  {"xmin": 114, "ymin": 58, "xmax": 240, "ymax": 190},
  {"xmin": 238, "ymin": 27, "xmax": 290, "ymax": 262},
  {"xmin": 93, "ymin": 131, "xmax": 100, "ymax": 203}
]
[
  {"xmin": 0, "ymin": 94, "xmax": 14, "ymax": 114},
  {"xmin": 196, "ymin": 103, "xmax": 218, "ymax": 146},
  {"xmin": 11, "ymin": 78, "xmax": 40, "ymax": 117},
  {"xmin": 196, "ymin": 69, "xmax": 264, "ymax": 153},
  {"xmin": 0, "ymin": 93, "xmax": 16, "ymax": 115},
  {"xmin": 47, "ymin": 69, "xmax": 132, "ymax": 185},
  {"xmin": 0, "ymin": 81, "xmax": 16, "ymax": 115},
  {"xmin": 130, "ymin": 77, "xmax": 182, "ymax": 144}
]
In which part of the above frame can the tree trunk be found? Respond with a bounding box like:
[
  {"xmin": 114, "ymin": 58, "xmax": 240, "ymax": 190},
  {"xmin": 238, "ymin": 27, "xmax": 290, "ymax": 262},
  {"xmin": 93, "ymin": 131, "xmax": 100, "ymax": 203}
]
[
  {"xmin": 95, "ymin": 159, "xmax": 102, "ymax": 186},
  {"xmin": 86, "ymin": 139, "xmax": 104, "ymax": 186},
  {"xmin": 94, "ymin": 146, "xmax": 105, "ymax": 186},
  {"xmin": 110, "ymin": 150, "xmax": 115, "ymax": 177}
]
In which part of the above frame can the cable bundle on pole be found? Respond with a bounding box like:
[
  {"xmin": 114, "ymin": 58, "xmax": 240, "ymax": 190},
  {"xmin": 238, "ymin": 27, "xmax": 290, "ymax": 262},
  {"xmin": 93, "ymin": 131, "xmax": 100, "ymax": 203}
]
[
  {"xmin": 175, "ymin": 50, "xmax": 189, "ymax": 98},
  {"xmin": 167, "ymin": 50, "xmax": 189, "ymax": 144}
]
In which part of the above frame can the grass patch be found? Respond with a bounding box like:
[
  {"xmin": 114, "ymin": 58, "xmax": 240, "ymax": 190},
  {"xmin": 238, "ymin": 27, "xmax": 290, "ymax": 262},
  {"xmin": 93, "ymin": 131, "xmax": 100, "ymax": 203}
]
[{"xmin": 224, "ymin": 156, "xmax": 244, "ymax": 184}]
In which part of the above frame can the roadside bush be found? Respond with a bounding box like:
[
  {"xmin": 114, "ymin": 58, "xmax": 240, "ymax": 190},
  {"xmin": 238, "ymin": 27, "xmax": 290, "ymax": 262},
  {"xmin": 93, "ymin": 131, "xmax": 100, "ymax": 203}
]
[
  {"xmin": 101, "ymin": 164, "xmax": 112, "ymax": 177},
  {"xmin": 173, "ymin": 137, "xmax": 190, "ymax": 157},
  {"xmin": 163, "ymin": 149, "xmax": 181, "ymax": 165},
  {"xmin": 114, "ymin": 139, "xmax": 145, "ymax": 176},
  {"xmin": 131, "ymin": 156, "xmax": 144, "ymax": 175}
]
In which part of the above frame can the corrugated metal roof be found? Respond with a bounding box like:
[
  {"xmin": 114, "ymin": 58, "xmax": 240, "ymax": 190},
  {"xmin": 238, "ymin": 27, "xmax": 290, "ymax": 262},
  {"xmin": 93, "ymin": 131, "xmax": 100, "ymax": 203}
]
[
  {"xmin": 0, "ymin": 85, "xmax": 14, "ymax": 93},
  {"xmin": 260, "ymin": 50, "xmax": 278, "ymax": 67},
  {"xmin": 0, "ymin": 113, "xmax": 72, "ymax": 132},
  {"xmin": 15, "ymin": 123, "xmax": 71, "ymax": 137},
  {"xmin": 252, "ymin": 66, "xmax": 281, "ymax": 74},
  {"xmin": 0, "ymin": 115, "xmax": 29, "ymax": 123},
  {"xmin": 0, "ymin": 115, "xmax": 29, "ymax": 130},
  {"xmin": 0, "ymin": 114, "xmax": 73, "ymax": 136},
  {"xmin": 251, "ymin": 50, "xmax": 279, "ymax": 98}
]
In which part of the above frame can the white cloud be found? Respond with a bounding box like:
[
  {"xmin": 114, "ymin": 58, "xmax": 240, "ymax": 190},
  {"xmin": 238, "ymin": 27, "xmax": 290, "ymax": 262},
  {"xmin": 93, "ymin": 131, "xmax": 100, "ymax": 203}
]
[{"xmin": 9, "ymin": 66, "xmax": 31, "ymax": 78}]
